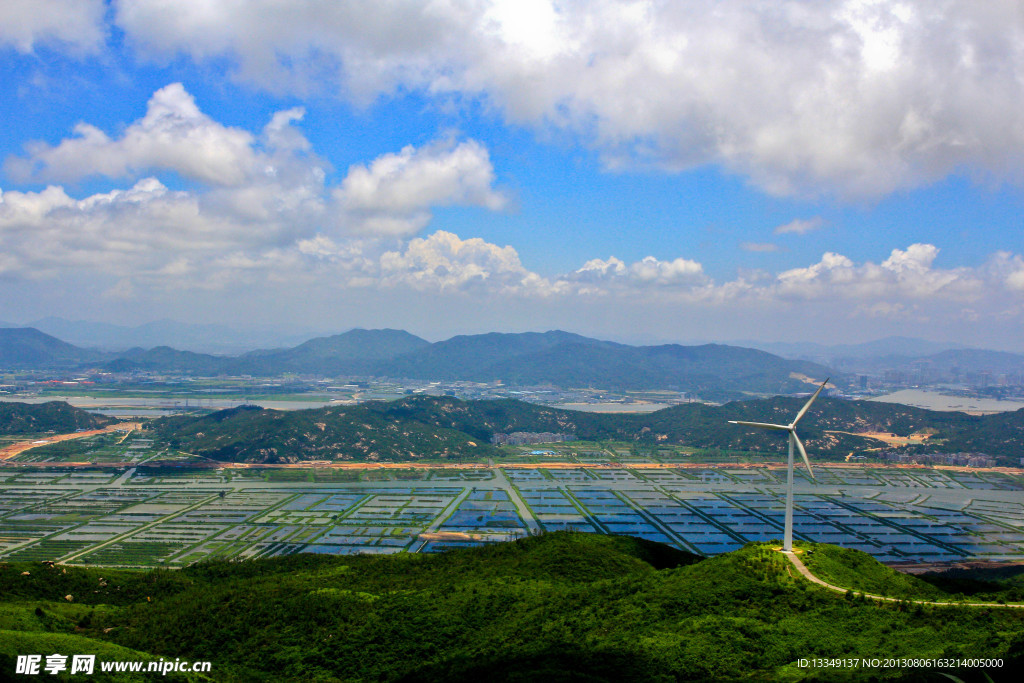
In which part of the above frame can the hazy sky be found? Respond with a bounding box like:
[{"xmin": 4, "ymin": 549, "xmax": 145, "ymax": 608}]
[{"xmin": 2, "ymin": 1, "xmax": 1023, "ymax": 348}]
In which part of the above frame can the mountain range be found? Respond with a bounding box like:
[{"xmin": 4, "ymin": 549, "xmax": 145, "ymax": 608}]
[
  {"xmin": 0, "ymin": 327, "xmax": 833, "ymax": 399},
  {"xmin": 0, "ymin": 317, "xmax": 321, "ymax": 354},
  {"xmin": 746, "ymin": 336, "xmax": 1024, "ymax": 376},
  {"xmin": 742, "ymin": 335, "xmax": 972, "ymax": 361},
  {"xmin": 6, "ymin": 324, "xmax": 1024, "ymax": 398}
]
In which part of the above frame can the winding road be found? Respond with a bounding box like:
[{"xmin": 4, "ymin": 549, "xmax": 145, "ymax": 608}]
[{"xmin": 781, "ymin": 549, "xmax": 1024, "ymax": 609}]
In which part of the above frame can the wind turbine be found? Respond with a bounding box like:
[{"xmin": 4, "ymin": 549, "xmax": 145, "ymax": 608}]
[{"xmin": 728, "ymin": 378, "xmax": 829, "ymax": 553}]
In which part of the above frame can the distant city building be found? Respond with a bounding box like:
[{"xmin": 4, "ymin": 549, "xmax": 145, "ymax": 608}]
[{"xmin": 881, "ymin": 451, "xmax": 996, "ymax": 468}]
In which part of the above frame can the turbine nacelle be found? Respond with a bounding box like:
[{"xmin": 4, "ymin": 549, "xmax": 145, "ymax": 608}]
[{"xmin": 727, "ymin": 378, "xmax": 828, "ymax": 480}]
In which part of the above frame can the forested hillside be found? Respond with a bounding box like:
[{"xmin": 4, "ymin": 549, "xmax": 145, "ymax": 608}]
[
  {"xmin": 0, "ymin": 534, "xmax": 1020, "ymax": 681},
  {"xmin": 0, "ymin": 401, "xmax": 115, "ymax": 434},
  {"xmin": 149, "ymin": 394, "xmax": 1020, "ymax": 464}
]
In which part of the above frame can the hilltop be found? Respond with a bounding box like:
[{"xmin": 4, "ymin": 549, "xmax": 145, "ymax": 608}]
[{"xmin": 0, "ymin": 534, "xmax": 1020, "ymax": 681}]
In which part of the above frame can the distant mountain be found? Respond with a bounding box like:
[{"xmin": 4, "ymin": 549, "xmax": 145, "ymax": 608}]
[
  {"xmin": 742, "ymin": 336, "xmax": 970, "ymax": 362},
  {"xmin": 380, "ymin": 330, "xmax": 605, "ymax": 378},
  {"xmin": 0, "ymin": 327, "xmax": 836, "ymax": 397},
  {"xmin": 236, "ymin": 328, "xmax": 430, "ymax": 375},
  {"xmin": 0, "ymin": 328, "xmax": 102, "ymax": 367},
  {"xmin": 0, "ymin": 401, "xmax": 115, "ymax": 433},
  {"xmin": 25, "ymin": 317, "xmax": 322, "ymax": 354},
  {"xmin": 380, "ymin": 332, "xmax": 832, "ymax": 399}
]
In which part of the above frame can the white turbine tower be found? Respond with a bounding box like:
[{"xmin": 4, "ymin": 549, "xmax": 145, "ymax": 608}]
[{"xmin": 728, "ymin": 379, "xmax": 829, "ymax": 553}]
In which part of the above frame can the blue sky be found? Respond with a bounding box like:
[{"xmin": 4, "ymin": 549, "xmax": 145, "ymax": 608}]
[{"xmin": 2, "ymin": 1, "xmax": 1024, "ymax": 349}]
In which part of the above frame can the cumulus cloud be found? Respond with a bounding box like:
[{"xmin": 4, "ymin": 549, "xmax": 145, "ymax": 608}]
[
  {"xmin": 379, "ymin": 231, "xmax": 548, "ymax": 293},
  {"xmin": 774, "ymin": 217, "xmax": 823, "ymax": 235},
  {"xmin": 0, "ymin": 99, "xmax": 509, "ymax": 293},
  {"xmin": 574, "ymin": 256, "xmax": 627, "ymax": 281},
  {"xmin": 775, "ymin": 244, "xmax": 982, "ymax": 302},
  {"xmin": 0, "ymin": 83, "xmax": 512, "ymax": 288},
  {"xmin": 1, "ymin": 163, "xmax": 1021, "ymax": 332},
  {"xmin": 113, "ymin": 0, "xmax": 1024, "ymax": 198},
  {"xmin": 0, "ymin": 178, "xmax": 238, "ymax": 279},
  {"xmin": 568, "ymin": 254, "xmax": 708, "ymax": 294},
  {"xmin": 628, "ymin": 256, "xmax": 706, "ymax": 285},
  {"xmin": 8, "ymin": 84, "xmax": 259, "ymax": 186},
  {"xmin": 333, "ymin": 139, "xmax": 506, "ymax": 236},
  {"xmin": 0, "ymin": 0, "xmax": 106, "ymax": 54}
]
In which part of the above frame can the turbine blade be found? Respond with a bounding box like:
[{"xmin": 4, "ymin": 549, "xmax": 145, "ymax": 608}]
[
  {"xmin": 729, "ymin": 420, "xmax": 790, "ymax": 431},
  {"xmin": 792, "ymin": 377, "xmax": 829, "ymax": 426},
  {"xmin": 792, "ymin": 431, "xmax": 814, "ymax": 480}
]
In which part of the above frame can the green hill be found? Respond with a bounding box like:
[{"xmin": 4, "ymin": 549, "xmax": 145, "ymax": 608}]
[
  {"xmin": 153, "ymin": 401, "xmax": 501, "ymax": 463},
  {"xmin": 0, "ymin": 401, "xmax": 115, "ymax": 434},
  {"xmin": 1, "ymin": 534, "xmax": 1020, "ymax": 681},
  {"xmin": 151, "ymin": 394, "xmax": 1011, "ymax": 464}
]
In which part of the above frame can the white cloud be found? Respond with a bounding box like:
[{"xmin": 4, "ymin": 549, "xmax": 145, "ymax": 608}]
[
  {"xmin": 777, "ymin": 252, "xmax": 857, "ymax": 292},
  {"xmin": 628, "ymin": 256, "xmax": 706, "ymax": 285},
  {"xmin": 1, "ymin": 84, "xmax": 512, "ymax": 288},
  {"xmin": 775, "ymin": 244, "xmax": 982, "ymax": 302},
  {"xmin": 2, "ymin": 168, "xmax": 1022, "ymax": 336},
  {"xmin": 333, "ymin": 139, "xmax": 507, "ymax": 236},
  {"xmin": 113, "ymin": 0, "xmax": 1024, "ymax": 198},
  {"xmin": 574, "ymin": 256, "xmax": 626, "ymax": 281},
  {"xmin": 0, "ymin": 178, "xmax": 230, "ymax": 278},
  {"xmin": 8, "ymin": 83, "xmax": 259, "ymax": 186},
  {"xmin": 881, "ymin": 243, "xmax": 938, "ymax": 273},
  {"xmin": 568, "ymin": 254, "xmax": 708, "ymax": 294},
  {"xmin": 0, "ymin": 78, "xmax": 1020, "ymax": 334},
  {"xmin": 379, "ymin": 230, "xmax": 548, "ymax": 293},
  {"xmin": 0, "ymin": 0, "xmax": 106, "ymax": 54},
  {"xmin": 774, "ymin": 217, "xmax": 824, "ymax": 235}
]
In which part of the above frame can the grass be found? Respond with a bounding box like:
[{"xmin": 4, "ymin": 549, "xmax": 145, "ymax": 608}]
[{"xmin": 800, "ymin": 542, "xmax": 948, "ymax": 600}]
